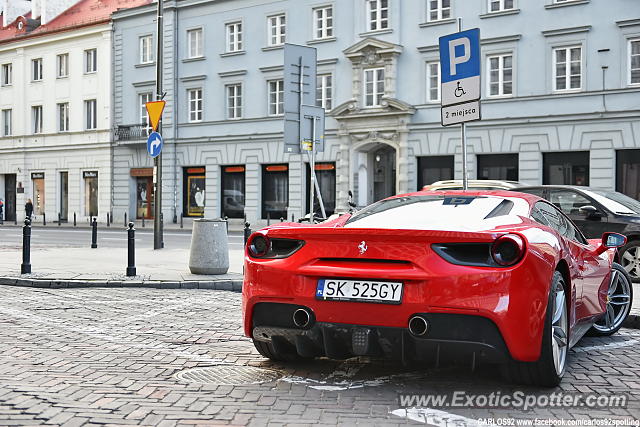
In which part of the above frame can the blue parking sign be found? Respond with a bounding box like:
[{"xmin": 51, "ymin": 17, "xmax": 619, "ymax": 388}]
[{"xmin": 439, "ymin": 28, "xmax": 481, "ymax": 107}]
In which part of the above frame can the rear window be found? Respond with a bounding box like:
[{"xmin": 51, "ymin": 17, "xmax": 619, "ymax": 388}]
[{"xmin": 344, "ymin": 195, "xmax": 529, "ymax": 231}]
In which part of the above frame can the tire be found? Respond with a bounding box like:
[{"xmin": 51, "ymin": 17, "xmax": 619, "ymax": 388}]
[
  {"xmin": 502, "ymin": 271, "xmax": 568, "ymax": 387},
  {"xmin": 588, "ymin": 263, "xmax": 634, "ymax": 336},
  {"xmin": 619, "ymin": 240, "xmax": 640, "ymax": 282},
  {"xmin": 252, "ymin": 339, "xmax": 303, "ymax": 362}
]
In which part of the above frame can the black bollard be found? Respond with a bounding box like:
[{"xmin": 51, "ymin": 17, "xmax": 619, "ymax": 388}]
[
  {"xmin": 291, "ymin": 213, "xmax": 294, "ymax": 222},
  {"xmin": 142, "ymin": 216, "xmax": 145, "ymax": 228},
  {"xmin": 280, "ymin": 217, "xmax": 284, "ymax": 222},
  {"xmin": 160, "ymin": 213, "xmax": 164, "ymax": 248},
  {"xmin": 73, "ymin": 212, "xmax": 76, "ymax": 227},
  {"xmin": 244, "ymin": 222, "xmax": 251, "ymax": 245},
  {"xmin": 91, "ymin": 217, "xmax": 97, "ymax": 248},
  {"xmin": 43, "ymin": 212, "xmax": 46, "ymax": 226},
  {"xmin": 21, "ymin": 218, "xmax": 32, "ymax": 274},
  {"xmin": 224, "ymin": 215, "xmax": 228, "ymax": 233},
  {"xmin": 124, "ymin": 212, "xmax": 127, "ymax": 227},
  {"xmin": 267, "ymin": 211, "xmax": 271, "ymax": 226},
  {"xmin": 58, "ymin": 212, "xmax": 61, "ymax": 226},
  {"xmin": 180, "ymin": 212, "xmax": 183, "ymax": 229},
  {"xmin": 126, "ymin": 222, "xmax": 136, "ymax": 277},
  {"xmin": 107, "ymin": 213, "xmax": 110, "ymax": 227}
]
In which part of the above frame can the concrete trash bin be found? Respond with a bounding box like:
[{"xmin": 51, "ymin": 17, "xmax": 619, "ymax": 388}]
[{"xmin": 189, "ymin": 218, "xmax": 229, "ymax": 274}]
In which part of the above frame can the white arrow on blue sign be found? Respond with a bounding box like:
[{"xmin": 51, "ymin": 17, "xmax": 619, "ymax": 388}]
[
  {"xmin": 439, "ymin": 28, "xmax": 481, "ymax": 108},
  {"xmin": 146, "ymin": 131, "xmax": 163, "ymax": 158}
]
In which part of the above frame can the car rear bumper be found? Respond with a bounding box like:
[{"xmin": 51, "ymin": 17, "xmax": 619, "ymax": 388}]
[{"xmin": 251, "ymin": 302, "xmax": 510, "ymax": 364}]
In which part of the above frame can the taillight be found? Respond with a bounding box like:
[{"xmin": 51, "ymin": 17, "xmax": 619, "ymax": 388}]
[
  {"xmin": 491, "ymin": 234, "xmax": 525, "ymax": 266},
  {"xmin": 248, "ymin": 234, "xmax": 270, "ymax": 258},
  {"xmin": 247, "ymin": 234, "xmax": 304, "ymax": 259}
]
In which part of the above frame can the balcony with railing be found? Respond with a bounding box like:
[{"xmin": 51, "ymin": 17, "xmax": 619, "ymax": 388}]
[{"xmin": 114, "ymin": 124, "xmax": 150, "ymax": 143}]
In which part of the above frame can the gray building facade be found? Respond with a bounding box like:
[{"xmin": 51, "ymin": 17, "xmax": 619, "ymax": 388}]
[{"xmin": 111, "ymin": 0, "xmax": 640, "ymax": 227}]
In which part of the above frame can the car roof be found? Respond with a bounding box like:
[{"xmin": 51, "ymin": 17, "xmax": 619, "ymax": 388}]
[
  {"xmin": 400, "ymin": 189, "xmax": 541, "ymax": 204},
  {"xmin": 427, "ymin": 179, "xmax": 523, "ymax": 188}
]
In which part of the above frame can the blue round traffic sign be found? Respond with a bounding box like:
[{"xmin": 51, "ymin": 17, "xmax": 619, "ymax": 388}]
[{"xmin": 146, "ymin": 132, "xmax": 163, "ymax": 158}]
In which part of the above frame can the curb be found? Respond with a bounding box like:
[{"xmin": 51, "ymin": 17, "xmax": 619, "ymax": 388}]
[{"xmin": 0, "ymin": 276, "xmax": 243, "ymax": 292}]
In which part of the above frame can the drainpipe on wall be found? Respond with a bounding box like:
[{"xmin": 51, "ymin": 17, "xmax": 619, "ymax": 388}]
[
  {"xmin": 172, "ymin": 1, "xmax": 179, "ymax": 223},
  {"xmin": 109, "ymin": 25, "xmax": 115, "ymax": 222}
]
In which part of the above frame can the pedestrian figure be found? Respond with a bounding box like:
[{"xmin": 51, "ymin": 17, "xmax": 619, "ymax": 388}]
[{"xmin": 25, "ymin": 198, "xmax": 33, "ymax": 219}]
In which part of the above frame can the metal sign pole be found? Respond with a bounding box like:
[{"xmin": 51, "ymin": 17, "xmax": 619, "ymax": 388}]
[
  {"xmin": 311, "ymin": 116, "xmax": 326, "ymax": 219},
  {"xmin": 457, "ymin": 17, "xmax": 468, "ymax": 191},
  {"xmin": 153, "ymin": 0, "xmax": 163, "ymax": 249}
]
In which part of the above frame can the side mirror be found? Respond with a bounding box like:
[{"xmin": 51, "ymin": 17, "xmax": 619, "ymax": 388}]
[
  {"xmin": 594, "ymin": 232, "xmax": 626, "ymax": 255},
  {"xmin": 579, "ymin": 205, "xmax": 603, "ymax": 219}
]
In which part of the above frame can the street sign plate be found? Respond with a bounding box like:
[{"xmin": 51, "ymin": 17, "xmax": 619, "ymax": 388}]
[
  {"xmin": 441, "ymin": 100, "xmax": 481, "ymax": 126},
  {"xmin": 283, "ymin": 44, "xmax": 317, "ymax": 154},
  {"xmin": 300, "ymin": 105, "xmax": 325, "ymax": 153},
  {"xmin": 146, "ymin": 132, "xmax": 163, "ymax": 158},
  {"xmin": 439, "ymin": 28, "xmax": 481, "ymax": 107},
  {"xmin": 145, "ymin": 101, "xmax": 166, "ymax": 132}
]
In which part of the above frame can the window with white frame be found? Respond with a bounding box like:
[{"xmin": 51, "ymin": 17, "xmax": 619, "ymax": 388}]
[
  {"xmin": 366, "ymin": 0, "xmax": 388, "ymax": 32},
  {"xmin": 2, "ymin": 109, "xmax": 11, "ymax": 136},
  {"xmin": 56, "ymin": 54, "xmax": 68, "ymax": 78},
  {"xmin": 364, "ymin": 68, "xmax": 385, "ymax": 107},
  {"xmin": 58, "ymin": 103, "xmax": 69, "ymax": 132},
  {"xmin": 487, "ymin": 54, "xmax": 513, "ymax": 97},
  {"xmin": 426, "ymin": 61, "xmax": 440, "ymax": 102},
  {"xmin": 427, "ymin": 0, "xmax": 451, "ymax": 22},
  {"xmin": 85, "ymin": 49, "xmax": 97, "ymax": 73},
  {"xmin": 268, "ymin": 14, "xmax": 286, "ymax": 46},
  {"xmin": 188, "ymin": 88, "xmax": 203, "ymax": 122},
  {"xmin": 187, "ymin": 28, "xmax": 203, "ymax": 58},
  {"xmin": 316, "ymin": 74, "xmax": 333, "ymax": 110},
  {"xmin": 489, "ymin": 0, "xmax": 513, "ymax": 12},
  {"xmin": 226, "ymin": 21, "xmax": 243, "ymax": 52},
  {"xmin": 630, "ymin": 39, "xmax": 640, "ymax": 85},
  {"xmin": 553, "ymin": 46, "xmax": 581, "ymax": 91},
  {"xmin": 139, "ymin": 35, "xmax": 153, "ymax": 64},
  {"xmin": 313, "ymin": 6, "xmax": 333, "ymax": 39},
  {"xmin": 226, "ymin": 84, "xmax": 243, "ymax": 119},
  {"xmin": 1, "ymin": 63, "xmax": 11, "ymax": 86},
  {"xmin": 268, "ymin": 79, "xmax": 284, "ymax": 115},
  {"xmin": 139, "ymin": 92, "xmax": 153, "ymax": 129},
  {"xmin": 32, "ymin": 58, "xmax": 43, "ymax": 81},
  {"xmin": 32, "ymin": 106, "xmax": 43, "ymax": 134},
  {"xmin": 85, "ymin": 99, "xmax": 97, "ymax": 130}
]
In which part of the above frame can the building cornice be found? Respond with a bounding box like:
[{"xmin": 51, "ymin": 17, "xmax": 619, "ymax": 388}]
[
  {"xmin": 542, "ymin": 25, "xmax": 591, "ymax": 38},
  {"xmin": 0, "ymin": 21, "xmax": 112, "ymax": 50}
]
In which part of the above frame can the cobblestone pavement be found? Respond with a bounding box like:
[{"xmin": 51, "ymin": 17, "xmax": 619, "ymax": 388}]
[{"xmin": 0, "ymin": 286, "xmax": 638, "ymax": 427}]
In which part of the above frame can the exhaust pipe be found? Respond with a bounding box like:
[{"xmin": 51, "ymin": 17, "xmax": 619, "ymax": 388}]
[
  {"xmin": 293, "ymin": 308, "xmax": 311, "ymax": 328},
  {"xmin": 408, "ymin": 316, "xmax": 429, "ymax": 336}
]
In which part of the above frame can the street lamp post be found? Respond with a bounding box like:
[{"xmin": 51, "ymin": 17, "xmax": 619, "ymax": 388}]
[{"xmin": 153, "ymin": 0, "xmax": 164, "ymax": 250}]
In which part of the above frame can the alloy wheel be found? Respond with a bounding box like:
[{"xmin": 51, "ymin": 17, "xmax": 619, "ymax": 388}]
[
  {"xmin": 621, "ymin": 245, "xmax": 640, "ymax": 280},
  {"xmin": 592, "ymin": 269, "xmax": 632, "ymax": 333},
  {"xmin": 551, "ymin": 280, "xmax": 568, "ymax": 376}
]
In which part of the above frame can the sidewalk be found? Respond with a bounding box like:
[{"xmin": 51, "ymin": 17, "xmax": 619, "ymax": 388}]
[
  {"xmin": 0, "ymin": 246, "xmax": 245, "ymax": 291},
  {"xmin": 0, "ymin": 217, "xmax": 249, "ymax": 232}
]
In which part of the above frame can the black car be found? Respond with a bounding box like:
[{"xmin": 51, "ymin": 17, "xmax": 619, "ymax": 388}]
[{"xmin": 513, "ymin": 185, "xmax": 640, "ymax": 281}]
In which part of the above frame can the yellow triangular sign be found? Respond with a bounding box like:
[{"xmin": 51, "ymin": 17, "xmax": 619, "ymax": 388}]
[{"xmin": 146, "ymin": 100, "xmax": 166, "ymax": 132}]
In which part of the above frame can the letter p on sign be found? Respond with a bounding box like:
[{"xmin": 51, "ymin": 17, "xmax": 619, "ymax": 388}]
[{"xmin": 448, "ymin": 38, "xmax": 471, "ymax": 76}]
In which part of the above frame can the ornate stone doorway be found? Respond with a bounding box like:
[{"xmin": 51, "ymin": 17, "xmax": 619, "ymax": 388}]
[{"xmin": 353, "ymin": 142, "xmax": 397, "ymax": 206}]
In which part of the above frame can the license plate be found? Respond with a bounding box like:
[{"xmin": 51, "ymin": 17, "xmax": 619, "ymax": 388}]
[{"xmin": 316, "ymin": 279, "xmax": 403, "ymax": 304}]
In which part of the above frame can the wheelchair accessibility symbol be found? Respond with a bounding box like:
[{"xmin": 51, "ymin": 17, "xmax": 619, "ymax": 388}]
[{"xmin": 454, "ymin": 81, "xmax": 466, "ymax": 98}]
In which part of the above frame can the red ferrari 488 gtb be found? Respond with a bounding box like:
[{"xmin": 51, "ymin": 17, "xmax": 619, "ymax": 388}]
[{"xmin": 242, "ymin": 191, "xmax": 633, "ymax": 386}]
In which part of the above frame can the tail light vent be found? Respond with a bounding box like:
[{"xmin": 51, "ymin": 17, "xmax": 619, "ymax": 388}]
[
  {"xmin": 432, "ymin": 234, "xmax": 525, "ymax": 268},
  {"xmin": 247, "ymin": 234, "xmax": 304, "ymax": 259}
]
